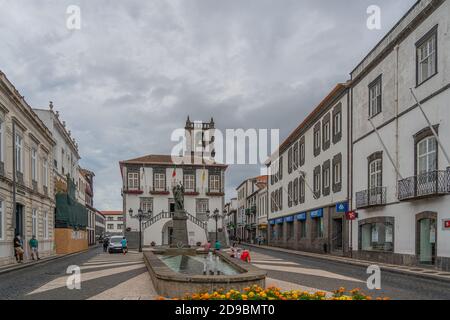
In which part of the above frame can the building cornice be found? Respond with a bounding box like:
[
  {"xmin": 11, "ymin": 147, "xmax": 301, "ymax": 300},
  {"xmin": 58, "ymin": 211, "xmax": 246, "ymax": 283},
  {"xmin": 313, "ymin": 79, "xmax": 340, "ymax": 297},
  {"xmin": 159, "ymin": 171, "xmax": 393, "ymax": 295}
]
[{"xmin": 0, "ymin": 73, "xmax": 56, "ymax": 146}]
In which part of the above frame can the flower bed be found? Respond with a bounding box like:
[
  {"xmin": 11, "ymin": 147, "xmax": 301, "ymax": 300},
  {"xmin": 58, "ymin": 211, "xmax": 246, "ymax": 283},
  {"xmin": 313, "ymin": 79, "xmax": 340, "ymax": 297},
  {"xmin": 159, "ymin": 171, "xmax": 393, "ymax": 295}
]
[{"xmin": 158, "ymin": 286, "xmax": 389, "ymax": 300}]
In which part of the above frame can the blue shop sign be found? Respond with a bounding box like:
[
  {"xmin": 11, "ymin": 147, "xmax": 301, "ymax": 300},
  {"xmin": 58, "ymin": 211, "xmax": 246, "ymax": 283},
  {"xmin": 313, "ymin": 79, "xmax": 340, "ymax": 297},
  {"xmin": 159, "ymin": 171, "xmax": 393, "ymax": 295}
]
[
  {"xmin": 310, "ymin": 208, "xmax": 324, "ymax": 218},
  {"xmin": 275, "ymin": 218, "xmax": 284, "ymax": 225},
  {"xmin": 336, "ymin": 202, "xmax": 349, "ymax": 213},
  {"xmin": 269, "ymin": 220, "xmax": 276, "ymax": 225},
  {"xmin": 296, "ymin": 212, "xmax": 307, "ymax": 221},
  {"xmin": 284, "ymin": 216, "xmax": 294, "ymax": 223}
]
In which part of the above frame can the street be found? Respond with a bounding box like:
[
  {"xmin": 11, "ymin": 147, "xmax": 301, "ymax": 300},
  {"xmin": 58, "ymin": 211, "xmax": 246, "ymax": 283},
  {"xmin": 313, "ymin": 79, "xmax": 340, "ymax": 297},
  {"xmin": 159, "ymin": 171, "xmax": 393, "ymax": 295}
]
[
  {"xmin": 0, "ymin": 247, "xmax": 156, "ymax": 300},
  {"xmin": 244, "ymin": 245, "xmax": 450, "ymax": 300},
  {"xmin": 1, "ymin": 246, "xmax": 450, "ymax": 300}
]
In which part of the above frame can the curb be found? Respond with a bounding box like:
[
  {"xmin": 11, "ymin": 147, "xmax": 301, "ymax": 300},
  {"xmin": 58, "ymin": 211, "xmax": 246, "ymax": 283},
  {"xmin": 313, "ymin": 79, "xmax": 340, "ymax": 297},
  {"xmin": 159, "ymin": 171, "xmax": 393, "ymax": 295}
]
[
  {"xmin": 0, "ymin": 245, "xmax": 100, "ymax": 276},
  {"xmin": 242, "ymin": 243, "xmax": 450, "ymax": 283}
]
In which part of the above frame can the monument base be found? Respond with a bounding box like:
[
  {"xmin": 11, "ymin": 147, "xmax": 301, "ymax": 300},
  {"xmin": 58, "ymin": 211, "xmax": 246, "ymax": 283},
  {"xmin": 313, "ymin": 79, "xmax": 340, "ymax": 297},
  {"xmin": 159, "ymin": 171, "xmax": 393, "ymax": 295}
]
[{"xmin": 170, "ymin": 210, "xmax": 190, "ymax": 248}]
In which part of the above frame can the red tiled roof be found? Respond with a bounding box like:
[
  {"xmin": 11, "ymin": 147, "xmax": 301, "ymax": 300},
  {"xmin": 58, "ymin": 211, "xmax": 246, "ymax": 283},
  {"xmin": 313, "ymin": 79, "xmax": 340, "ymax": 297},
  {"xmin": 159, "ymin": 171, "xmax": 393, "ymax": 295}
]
[
  {"xmin": 120, "ymin": 154, "xmax": 228, "ymax": 167},
  {"xmin": 266, "ymin": 83, "xmax": 349, "ymax": 165},
  {"xmin": 100, "ymin": 211, "xmax": 123, "ymax": 216}
]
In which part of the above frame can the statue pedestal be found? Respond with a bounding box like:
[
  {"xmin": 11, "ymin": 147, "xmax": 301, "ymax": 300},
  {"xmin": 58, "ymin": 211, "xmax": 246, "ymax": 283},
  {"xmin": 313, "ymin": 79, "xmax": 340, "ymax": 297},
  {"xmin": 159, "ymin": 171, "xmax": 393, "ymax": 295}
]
[{"xmin": 171, "ymin": 210, "xmax": 190, "ymax": 248}]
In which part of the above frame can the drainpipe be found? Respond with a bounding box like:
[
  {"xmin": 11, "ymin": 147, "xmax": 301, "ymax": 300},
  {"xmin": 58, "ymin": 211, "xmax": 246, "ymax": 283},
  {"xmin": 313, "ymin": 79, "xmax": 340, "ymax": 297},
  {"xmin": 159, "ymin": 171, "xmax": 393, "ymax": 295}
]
[
  {"xmin": 395, "ymin": 45, "xmax": 400, "ymax": 198},
  {"xmin": 12, "ymin": 121, "xmax": 17, "ymax": 233}
]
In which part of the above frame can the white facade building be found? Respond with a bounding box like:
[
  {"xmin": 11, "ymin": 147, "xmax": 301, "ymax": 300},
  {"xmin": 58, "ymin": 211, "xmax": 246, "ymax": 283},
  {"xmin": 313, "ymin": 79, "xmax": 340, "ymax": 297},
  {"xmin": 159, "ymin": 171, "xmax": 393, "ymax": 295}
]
[
  {"xmin": 351, "ymin": 0, "xmax": 450, "ymax": 270},
  {"xmin": 0, "ymin": 71, "xmax": 56, "ymax": 266},
  {"xmin": 267, "ymin": 84, "xmax": 350, "ymax": 255},
  {"xmin": 101, "ymin": 211, "xmax": 124, "ymax": 236},
  {"xmin": 34, "ymin": 104, "xmax": 80, "ymax": 193}
]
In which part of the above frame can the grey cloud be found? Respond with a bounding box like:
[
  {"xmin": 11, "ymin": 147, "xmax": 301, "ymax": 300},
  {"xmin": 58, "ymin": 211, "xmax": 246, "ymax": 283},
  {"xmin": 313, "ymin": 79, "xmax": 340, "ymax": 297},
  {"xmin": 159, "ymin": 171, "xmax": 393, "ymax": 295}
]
[{"xmin": 0, "ymin": 0, "xmax": 416, "ymax": 209}]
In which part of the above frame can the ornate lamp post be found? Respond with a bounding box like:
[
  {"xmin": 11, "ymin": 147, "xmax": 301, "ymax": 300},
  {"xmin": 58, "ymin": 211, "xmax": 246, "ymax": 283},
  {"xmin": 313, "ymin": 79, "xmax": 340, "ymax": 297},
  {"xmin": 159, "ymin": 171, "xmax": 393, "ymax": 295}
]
[
  {"xmin": 129, "ymin": 208, "xmax": 152, "ymax": 252},
  {"xmin": 207, "ymin": 208, "xmax": 224, "ymax": 243}
]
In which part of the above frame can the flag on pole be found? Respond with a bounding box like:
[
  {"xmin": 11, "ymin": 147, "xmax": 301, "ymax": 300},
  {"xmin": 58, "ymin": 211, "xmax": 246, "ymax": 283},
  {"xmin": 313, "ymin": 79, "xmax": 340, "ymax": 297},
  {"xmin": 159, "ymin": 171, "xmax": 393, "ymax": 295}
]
[
  {"xmin": 171, "ymin": 167, "xmax": 177, "ymax": 187},
  {"xmin": 201, "ymin": 166, "xmax": 206, "ymax": 191}
]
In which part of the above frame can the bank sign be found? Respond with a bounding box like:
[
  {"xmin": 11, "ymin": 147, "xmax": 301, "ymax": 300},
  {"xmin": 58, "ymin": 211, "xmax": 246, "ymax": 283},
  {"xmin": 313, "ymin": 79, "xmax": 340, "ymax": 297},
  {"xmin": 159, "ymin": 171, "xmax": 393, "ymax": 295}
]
[{"xmin": 336, "ymin": 202, "xmax": 349, "ymax": 213}]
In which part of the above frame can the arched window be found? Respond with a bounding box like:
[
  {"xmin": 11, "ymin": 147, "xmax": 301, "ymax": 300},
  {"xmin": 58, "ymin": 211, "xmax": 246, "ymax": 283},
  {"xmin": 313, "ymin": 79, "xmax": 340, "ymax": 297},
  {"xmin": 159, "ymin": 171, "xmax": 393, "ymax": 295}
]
[
  {"xmin": 417, "ymin": 136, "xmax": 437, "ymax": 175},
  {"xmin": 369, "ymin": 159, "xmax": 382, "ymax": 190}
]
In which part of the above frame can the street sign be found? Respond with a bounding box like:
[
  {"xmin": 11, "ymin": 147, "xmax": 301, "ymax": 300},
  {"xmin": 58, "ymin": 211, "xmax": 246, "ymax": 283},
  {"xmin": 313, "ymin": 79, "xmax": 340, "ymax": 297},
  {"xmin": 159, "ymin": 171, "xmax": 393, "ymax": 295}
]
[
  {"xmin": 346, "ymin": 211, "xmax": 358, "ymax": 220},
  {"xmin": 336, "ymin": 202, "xmax": 349, "ymax": 213},
  {"xmin": 444, "ymin": 220, "xmax": 450, "ymax": 229}
]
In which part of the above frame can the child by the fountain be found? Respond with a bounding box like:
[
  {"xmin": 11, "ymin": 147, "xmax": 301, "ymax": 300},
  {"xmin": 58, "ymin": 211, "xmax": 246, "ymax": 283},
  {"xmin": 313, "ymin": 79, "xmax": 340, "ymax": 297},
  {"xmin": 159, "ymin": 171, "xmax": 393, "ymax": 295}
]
[{"xmin": 240, "ymin": 249, "xmax": 251, "ymax": 263}]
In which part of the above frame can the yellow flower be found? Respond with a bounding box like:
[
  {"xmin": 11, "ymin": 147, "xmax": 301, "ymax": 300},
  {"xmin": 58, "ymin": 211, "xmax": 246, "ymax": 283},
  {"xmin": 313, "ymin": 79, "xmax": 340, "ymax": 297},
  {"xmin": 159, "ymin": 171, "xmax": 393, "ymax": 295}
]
[
  {"xmin": 242, "ymin": 295, "xmax": 248, "ymax": 300},
  {"xmin": 248, "ymin": 292, "xmax": 255, "ymax": 298}
]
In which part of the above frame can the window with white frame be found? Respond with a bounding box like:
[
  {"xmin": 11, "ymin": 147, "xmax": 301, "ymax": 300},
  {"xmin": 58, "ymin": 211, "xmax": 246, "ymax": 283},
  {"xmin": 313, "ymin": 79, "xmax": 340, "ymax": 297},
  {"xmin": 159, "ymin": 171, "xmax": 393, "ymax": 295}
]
[
  {"xmin": 32, "ymin": 208, "xmax": 37, "ymax": 237},
  {"xmin": 154, "ymin": 173, "xmax": 166, "ymax": 191},
  {"xmin": 314, "ymin": 170, "xmax": 321, "ymax": 194},
  {"xmin": 333, "ymin": 161, "xmax": 342, "ymax": 185},
  {"xmin": 369, "ymin": 159, "xmax": 382, "ymax": 190},
  {"xmin": 333, "ymin": 111, "xmax": 341, "ymax": 136},
  {"xmin": 31, "ymin": 148, "xmax": 37, "ymax": 182},
  {"xmin": 209, "ymin": 175, "xmax": 220, "ymax": 192},
  {"xmin": 0, "ymin": 200, "xmax": 3, "ymax": 240},
  {"xmin": 314, "ymin": 129, "xmax": 320, "ymax": 150},
  {"xmin": 417, "ymin": 136, "xmax": 437, "ymax": 175},
  {"xmin": 43, "ymin": 211, "xmax": 49, "ymax": 239},
  {"xmin": 140, "ymin": 197, "xmax": 153, "ymax": 214},
  {"xmin": 128, "ymin": 172, "xmax": 139, "ymax": 190},
  {"xmin": 15, "ymin": 133, "xmax": 23, "ymax": 173},
  {"xmin": 196, "ymin": 199, "xmax": 209, "ymax": 221},
  {"xmin": 183, "ymin": 173, "xmax": 195, "ymax": 192},
  {"xmin": 417, "ymin": 27, "xmax": 437, "ymax": 85},
  {"xmin": 369, "ymin": 76, "xmax": 382, "ymax": 117},
  {"xmin": 323, "ymin": 166, "xmax": 330, "ymax": 189},
  {"xmin": 323, "ymin": 121, "xmax": 330, "ymax": 143},
  {"xmin": 43, "ymin": 158, "xmax": 48, "ymax": 187}
]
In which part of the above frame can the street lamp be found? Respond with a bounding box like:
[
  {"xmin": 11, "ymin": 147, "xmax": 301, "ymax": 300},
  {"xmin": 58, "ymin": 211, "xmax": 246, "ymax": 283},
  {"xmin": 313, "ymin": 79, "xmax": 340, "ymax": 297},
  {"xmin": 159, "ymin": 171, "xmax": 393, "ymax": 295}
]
[
  {"xmin": 129, "ymin": 208, "xmax": 152, "ymax": 252},
  {"xmin": 207, "ymin": 208, "xmax": 224, "ymax": 243}
]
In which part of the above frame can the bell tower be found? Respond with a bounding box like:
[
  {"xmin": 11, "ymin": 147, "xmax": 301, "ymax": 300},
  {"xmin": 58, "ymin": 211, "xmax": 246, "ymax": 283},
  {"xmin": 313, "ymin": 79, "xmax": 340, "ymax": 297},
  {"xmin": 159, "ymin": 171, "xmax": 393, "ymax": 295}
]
[{"xmin": 184, "ymin": 116, "xmax": 215, "ymax": 160}]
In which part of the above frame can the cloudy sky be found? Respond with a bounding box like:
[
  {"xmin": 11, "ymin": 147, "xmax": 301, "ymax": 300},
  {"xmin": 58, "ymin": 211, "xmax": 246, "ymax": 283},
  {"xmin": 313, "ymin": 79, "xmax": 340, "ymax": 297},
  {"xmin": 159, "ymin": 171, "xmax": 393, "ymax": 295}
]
[{"xmin": 0, "ymin": 0, "xmax": 416, "ymax": 210}]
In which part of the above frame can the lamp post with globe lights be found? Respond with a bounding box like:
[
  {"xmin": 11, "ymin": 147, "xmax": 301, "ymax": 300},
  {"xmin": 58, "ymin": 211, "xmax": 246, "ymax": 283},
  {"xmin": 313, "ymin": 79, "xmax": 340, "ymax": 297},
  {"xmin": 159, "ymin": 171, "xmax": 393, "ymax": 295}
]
[
  {"xmin": 128, "ymin": 208, "xmax": 152, "ymax": 252},
  {"xmin": 207, "ymin": 208, "xmax": 225, "ymax": 243}
]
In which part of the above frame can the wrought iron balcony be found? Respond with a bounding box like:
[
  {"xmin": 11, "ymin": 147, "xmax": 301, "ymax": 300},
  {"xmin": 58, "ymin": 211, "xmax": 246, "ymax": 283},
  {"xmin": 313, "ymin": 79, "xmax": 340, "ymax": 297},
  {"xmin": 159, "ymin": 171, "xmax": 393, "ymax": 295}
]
[
  {"xmin": 398, "ymin": 170, "xmax": 450, "ymax": 201},
  {"xmin": 356, "ymin": 187, "xmax": 387, "ymax": 209}
]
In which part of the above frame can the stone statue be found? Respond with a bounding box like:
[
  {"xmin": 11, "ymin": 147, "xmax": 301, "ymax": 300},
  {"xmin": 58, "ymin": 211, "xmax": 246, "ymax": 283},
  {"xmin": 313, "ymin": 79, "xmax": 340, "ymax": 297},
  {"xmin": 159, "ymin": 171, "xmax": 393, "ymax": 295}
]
[{"xmin": 173, "ymin": 183, "xmax": 185, "ymax": 212}]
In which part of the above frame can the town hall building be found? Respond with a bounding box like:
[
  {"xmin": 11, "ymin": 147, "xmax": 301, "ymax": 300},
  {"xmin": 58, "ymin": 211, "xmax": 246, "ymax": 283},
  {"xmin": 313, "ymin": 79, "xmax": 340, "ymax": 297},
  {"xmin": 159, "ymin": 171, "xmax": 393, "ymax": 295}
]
[{"xmin": 119, "ymin": 117, "xmax": 227, "ymax": 247}]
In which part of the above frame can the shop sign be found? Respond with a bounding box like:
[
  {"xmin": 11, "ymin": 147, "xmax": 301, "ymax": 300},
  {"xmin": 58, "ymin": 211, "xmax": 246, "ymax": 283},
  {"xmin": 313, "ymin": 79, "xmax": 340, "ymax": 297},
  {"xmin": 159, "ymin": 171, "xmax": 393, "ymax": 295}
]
[
  {"xmin": 336, "ymin": 202, "xmax": 348, "ymax": 213},
  {"xmin": 269, "ymin": 220, "xmax": 275, "ymax": 225},
  {"xmin": 310, "ymin": 208, "xmax": 323, "ymax": 219},
  {"xmin": 296, "ymin": 212, "xmax": 307, "ymax": 221},
  {"xmin": 275, "ymin": 218, "xmax": 284, "ymax": 224},
  {"xmin": 284, "ymin": 216, "xmax": 294, "ymax": 223}
]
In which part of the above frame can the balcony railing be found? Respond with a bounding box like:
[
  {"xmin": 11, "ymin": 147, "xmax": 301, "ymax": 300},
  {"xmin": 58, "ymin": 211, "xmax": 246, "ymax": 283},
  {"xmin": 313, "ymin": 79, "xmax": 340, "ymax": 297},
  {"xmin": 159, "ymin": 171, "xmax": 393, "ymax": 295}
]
[
  {"xmin": 398, "ymin": 170, "xmax": 450, "ymax": 201},
  {"xmin": 356, "ymin": 187, "xmax": 387, "ymax": 209}
]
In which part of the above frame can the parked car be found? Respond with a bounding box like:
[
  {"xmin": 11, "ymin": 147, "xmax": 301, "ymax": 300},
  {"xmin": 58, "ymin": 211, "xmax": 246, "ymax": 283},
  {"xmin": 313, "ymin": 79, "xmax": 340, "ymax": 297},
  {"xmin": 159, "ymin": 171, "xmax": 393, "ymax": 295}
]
[{"xmin": 108, "ymin": 236, "xmax": 124, "ymax": 253}]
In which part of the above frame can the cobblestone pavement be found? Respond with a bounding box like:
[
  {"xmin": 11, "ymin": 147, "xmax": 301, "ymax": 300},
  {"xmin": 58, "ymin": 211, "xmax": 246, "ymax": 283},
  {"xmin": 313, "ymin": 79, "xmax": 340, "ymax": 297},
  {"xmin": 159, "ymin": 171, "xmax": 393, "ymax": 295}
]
[
  {"xmin": 243, "ymin": 245, "xmax": 450, "ymax": 300},
  {"xmin": 0, "ymin": 247, "xmax": 157, "ymax": 300}
]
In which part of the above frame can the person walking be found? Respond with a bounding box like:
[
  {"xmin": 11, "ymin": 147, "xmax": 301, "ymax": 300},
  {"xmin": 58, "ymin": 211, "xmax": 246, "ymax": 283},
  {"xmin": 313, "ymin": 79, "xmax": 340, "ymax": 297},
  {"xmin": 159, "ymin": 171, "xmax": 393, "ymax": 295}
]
[
  {"xmin": 29, "ymin": 235, "xmax": 40, "ymax": 260},
  {"xmin": 121, "ymin": 237, "xmax": 128, "ymax": 255},
  {"xmin": 214, "ymin": 240, "xmax": 221, "ymax": 251},
  {"xmin": 13, "ymin": 234, "xmax": 24, "ymax": 263},
  {"xmin": 103, "ymin": 237, "xmax": 109, "ymax": 252}
]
